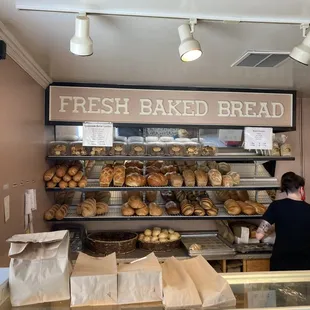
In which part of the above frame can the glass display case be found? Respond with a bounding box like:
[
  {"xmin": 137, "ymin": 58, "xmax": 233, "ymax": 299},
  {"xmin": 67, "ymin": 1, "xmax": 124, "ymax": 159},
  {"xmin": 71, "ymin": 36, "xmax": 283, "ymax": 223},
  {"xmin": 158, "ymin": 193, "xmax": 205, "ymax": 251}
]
[{"xmin": 2, "ymin": 271, "xmax": 310, "ymax": 309}]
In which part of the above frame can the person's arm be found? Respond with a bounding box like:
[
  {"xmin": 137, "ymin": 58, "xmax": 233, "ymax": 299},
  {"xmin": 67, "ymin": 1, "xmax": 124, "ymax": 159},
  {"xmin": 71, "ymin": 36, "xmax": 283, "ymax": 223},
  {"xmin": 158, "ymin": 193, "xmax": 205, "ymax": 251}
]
[{"xmin": 256, "ymin": 202, "xmax": 276, "ymax": 240}]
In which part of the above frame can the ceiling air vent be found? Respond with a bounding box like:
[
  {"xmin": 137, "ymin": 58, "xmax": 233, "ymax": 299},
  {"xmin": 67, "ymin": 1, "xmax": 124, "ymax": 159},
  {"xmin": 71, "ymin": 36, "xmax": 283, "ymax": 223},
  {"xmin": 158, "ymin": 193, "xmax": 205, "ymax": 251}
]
[{"xmin": 231, "ymin": 51, "xmax": 290, "ymax": 68}]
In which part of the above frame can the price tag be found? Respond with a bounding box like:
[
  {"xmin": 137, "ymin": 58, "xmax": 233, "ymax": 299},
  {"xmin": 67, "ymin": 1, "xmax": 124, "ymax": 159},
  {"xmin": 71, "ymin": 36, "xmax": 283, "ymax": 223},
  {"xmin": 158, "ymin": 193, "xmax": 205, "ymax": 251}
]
[
  {"xmin": 83, "ymin": 122, "xmax": 113, "ymax": 147},
  {"xmin": 247, "ymin": 290, "xmax": 276, "ymax": 308},
  {"xmin": 219, "ymin": 129, "xmax": 243, "ymax": 142},
  {"xmin": 244, "ymin": 127, "xmax": 273, "ymax": 150}
]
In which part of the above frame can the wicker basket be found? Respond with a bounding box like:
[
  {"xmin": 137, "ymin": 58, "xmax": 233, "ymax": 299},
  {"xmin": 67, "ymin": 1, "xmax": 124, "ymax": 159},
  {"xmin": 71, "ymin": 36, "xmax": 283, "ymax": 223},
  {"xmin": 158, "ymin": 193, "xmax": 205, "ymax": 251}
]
[
  {"xmin": 138, "ymin": 238, "xmax": 181, "ymax": 252},
  {"xmin": 86, "ymin": 231, "xmax": 138, "ymax": 255}
]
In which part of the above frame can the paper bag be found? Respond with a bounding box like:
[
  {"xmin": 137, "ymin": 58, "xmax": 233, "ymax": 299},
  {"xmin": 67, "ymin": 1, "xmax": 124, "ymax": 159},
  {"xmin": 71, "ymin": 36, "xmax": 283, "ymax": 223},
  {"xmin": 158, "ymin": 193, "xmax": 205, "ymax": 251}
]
[
  {"xmin": 162, "ymin": 257, "xmax": 202, "ymax": 309},
  {"xmin": 117, "ymin": 252, "xmax": 162, "ymax": 304},
  {"xmin": 181, "ymin": 255, "xmax": 236, "ymax": 308},
  {"xmin": 71, "ymin": 252, "xmax": 117, "ymax": 307},
  {"xmin": 7, "ymin": 230, "xmax": 70, "ymax": 306}
]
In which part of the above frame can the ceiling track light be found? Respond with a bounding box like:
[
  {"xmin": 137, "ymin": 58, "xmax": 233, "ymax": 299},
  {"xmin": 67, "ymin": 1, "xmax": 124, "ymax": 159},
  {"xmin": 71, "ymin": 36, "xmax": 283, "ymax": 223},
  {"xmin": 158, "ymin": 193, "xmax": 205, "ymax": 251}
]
[
  {"xmin": 178, "ymin": 18, "xmax": 202, "ymax": 62},
  {"xmin": 290, "ymin": 23, "xmax": 310, "ymax": 65},
  {"xmin": 70, "ymin": 12, "xmax": 93, "ymax": 57}
]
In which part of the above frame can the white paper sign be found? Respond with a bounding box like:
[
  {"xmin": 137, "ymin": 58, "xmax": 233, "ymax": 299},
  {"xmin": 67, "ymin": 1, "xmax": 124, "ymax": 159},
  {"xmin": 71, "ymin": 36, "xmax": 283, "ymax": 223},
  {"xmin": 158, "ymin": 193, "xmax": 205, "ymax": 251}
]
[
  {"xmin": 247, "ymin": 290, "xmax": 276, "ymax": 308},
  {"xmin": 219, "ymin": 129, "xmax": 243, "ymax": 142},
  {"xmin": 83, "ymin": 122, "xmax": 113, "ymax": 147},
  {"xmin": 244, "ymin": 127, "xmax": 273, "ymax": 150}
]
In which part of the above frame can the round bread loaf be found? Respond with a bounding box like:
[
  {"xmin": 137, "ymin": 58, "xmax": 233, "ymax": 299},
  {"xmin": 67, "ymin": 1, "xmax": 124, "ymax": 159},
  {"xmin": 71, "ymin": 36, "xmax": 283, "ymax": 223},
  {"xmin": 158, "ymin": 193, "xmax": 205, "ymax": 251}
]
[
  {"xmin": 128, "ymin": 196, "xmax": 145, "ymax": 209},
  {"xmin": 147, "ymin": 172, "xmax": 168, "ymax": 187},
  {"xmin": 125, "ymin": 173, "xmax": 146, "ymax": 187},
  {"xmin": 218, "ymin": 162, "xmax": 231, "ymax": 175},
  {"xmin": 121, "ymin": 203, "xmax": 135, "ymax": 216}
]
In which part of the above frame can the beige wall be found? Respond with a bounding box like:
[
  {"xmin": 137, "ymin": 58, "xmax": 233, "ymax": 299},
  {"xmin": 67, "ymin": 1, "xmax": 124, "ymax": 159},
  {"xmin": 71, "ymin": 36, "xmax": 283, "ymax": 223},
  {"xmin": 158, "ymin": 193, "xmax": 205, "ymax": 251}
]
[{"xmin": 0, "ymin": 57, "xmax": 52, "ymax": 266}]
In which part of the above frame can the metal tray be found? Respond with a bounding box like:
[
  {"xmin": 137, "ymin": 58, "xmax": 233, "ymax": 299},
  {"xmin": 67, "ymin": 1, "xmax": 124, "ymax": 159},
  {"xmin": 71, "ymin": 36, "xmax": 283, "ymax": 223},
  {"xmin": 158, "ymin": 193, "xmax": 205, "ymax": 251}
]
[{"xmin": 234, "ymin": 243, "xmax": 273, "ymax": 254}]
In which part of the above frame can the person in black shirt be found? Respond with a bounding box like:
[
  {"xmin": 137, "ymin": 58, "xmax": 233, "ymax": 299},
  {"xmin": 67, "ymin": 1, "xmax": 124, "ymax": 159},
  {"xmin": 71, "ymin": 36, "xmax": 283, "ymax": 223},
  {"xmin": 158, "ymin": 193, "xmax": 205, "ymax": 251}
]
[{"xmin": 256, "ymin": 172, "xmax": 310, "ymax": 271}]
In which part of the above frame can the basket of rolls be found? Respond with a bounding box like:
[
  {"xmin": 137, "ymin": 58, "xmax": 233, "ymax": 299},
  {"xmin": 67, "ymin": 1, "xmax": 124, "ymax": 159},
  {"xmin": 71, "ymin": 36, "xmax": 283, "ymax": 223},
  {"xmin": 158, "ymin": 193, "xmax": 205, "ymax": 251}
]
[{"xmin": 138, "ymin": 227, "xmax": 181, "ymax": 252}]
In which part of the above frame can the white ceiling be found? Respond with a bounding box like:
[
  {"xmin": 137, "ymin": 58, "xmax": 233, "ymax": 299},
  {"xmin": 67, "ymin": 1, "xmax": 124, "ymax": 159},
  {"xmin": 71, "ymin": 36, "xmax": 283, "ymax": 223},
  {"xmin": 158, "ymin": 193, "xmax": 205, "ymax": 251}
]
[{"xmin": 1, "ymin": 0, "xmax": 310, "ymax": 94}]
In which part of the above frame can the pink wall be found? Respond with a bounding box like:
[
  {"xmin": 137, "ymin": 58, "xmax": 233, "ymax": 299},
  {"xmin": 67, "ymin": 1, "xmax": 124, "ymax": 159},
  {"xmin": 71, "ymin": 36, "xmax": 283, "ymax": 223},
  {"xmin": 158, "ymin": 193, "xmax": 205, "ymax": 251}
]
[{"xmin": 0, "ymin": 57, "xmax": 52, "ymax": 266}]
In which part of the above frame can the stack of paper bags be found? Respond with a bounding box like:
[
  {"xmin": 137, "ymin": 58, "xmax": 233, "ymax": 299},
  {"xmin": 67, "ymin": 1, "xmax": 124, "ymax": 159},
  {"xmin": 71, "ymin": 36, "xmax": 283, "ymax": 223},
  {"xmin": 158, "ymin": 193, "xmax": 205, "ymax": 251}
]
[
  {"xmin": 117, "ymin": 252, "xmax": 162, "ymax": 304},
  {"xmin": 162, "ymin": 255, "xmax": 236, "ymax": 309},
  {"xmin": 70, "ymin": 252, "xmax": 117, "ymax": 307}
]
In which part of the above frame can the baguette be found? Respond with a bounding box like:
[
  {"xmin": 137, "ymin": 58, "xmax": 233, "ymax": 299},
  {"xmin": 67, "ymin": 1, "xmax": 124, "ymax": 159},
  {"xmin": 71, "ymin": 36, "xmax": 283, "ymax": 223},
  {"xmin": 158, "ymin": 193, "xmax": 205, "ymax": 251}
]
[
  {"xmin": 56, "ymin": 165, "xmax": 68, "ymax": 178},
  {"xmin": 46, "ymin": 181, "xmax": 57, "ymax": 188},
  {"xmin": 73, "ymin": 171, "xmax": 84, "ymax": 182},
  {"xmin": 63, "ymin": 174, "xmax": 72, "ymax": 182},
  {"xmin": 68, "ymin": 166, "xmax": 80, "ymax": 176},
  {"xmin": 43, "ymin": 167, "xmax": 56, "ymax": 182},
  {"xmin": 59, "ymin": 180, "xmax": 68, "ymax": 189},
  {"xmin": 224, "ymin": 199, "xmax": 242, "ymax": 215},
  {"xmin": 245, "ymin": 200, "xmax": 267, "ymax": 215},
  {"xmin": 44, "ymin": 204, "xmax": 61, "ymax": 220},
  {"xmin": 68, "ymin": 180, "xmax": 78, "ymax": 188},
  {"xmin": 55, "ymin": 204, "xmax": 69, "ymax": 220},
  {"xmin": 236, "ymin": 200, "xmax": 256, "ymax": 215},
  {"xmin": 78, "ymin": 176, "xmax": 88, "ymax": 188},
  {"xmin": 52, "ymin": 175, "xmax": 61, "ymax": 184}
]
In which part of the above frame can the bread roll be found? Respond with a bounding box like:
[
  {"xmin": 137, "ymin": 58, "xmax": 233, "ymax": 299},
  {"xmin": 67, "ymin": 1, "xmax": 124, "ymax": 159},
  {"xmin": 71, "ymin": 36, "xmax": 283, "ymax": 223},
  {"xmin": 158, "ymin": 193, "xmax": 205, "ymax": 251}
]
[
  {"xmin": 165, "ymin": 201, "xmax": 181, "ymax": 215},
  {"xmin": 121, "ymin": 203, "xmax": 135, "ymax": 216},
  {"xmin": 237, "ymin": 190, "xmax": 249, "ymax": 202},
  {"xmin": 73, "ymin": 171, "xmax": 83, "ymax": 182},
  {"xmin": 128, "ymin": 196, "xmax": 145, "ymax": 209},
  {"xmin": 78, "ymin": 176, "xmax": 87, "ymax": 188},
  {"xmin": 222, "ymin": 175, "xmax": 233, "ymax": 187},
  {"xmin": 147, "ymin": 173, "xmax": 168, "ymax": 187},
  {"xmin": 100, "ymin": 166, "xmax": 114, "ymax": 187},
  {"xmin": 193, "ymin": 202, "xmax": 206, "ymax": 216},
  {"xmin": 236, "ymin": 201, "xmax": 256, "ymax": 215},
  {"xmin": 175, "ymin": 190, "xmax": 186, "ymax": 202},
  {"xmin": 149, "ymin": 202, "xmax": 163, "ymax": 216},
  {"xmin": 208, "ymin": 169, "xmax": 222, "ymax": 186},
  {"xmin": 55, "ymin": 204, "xmax": 69, "ymax": 220},
  {"xmin": 52, "ymin": 175, "xmax": 61, "ymax": 184},
  {"xmin": 96, "ymin": 202, "xmax": 109, "ymax": 215},
  {"xmin": 200, "ymin": 197, "xmax": 215, "ymax": 210},
  {"xmin": 245, "ymin": 200, "xmax": 267, "ymax": 215},
  {"xmin": 146, "ymin": 191, "xmax": 157, "ymax": 202},
  {"xmin": 68, "ymin": 180, "xmax": 77, "ymax": 188},
  {"xmin": 135, "ymin": 204, "xmax": 149, "ymax": 216},
  {"xmin": 113, "ymin": 165, "xmax": 125, "ymax": 187},
  {"xmin": 44, "ymin": 204, "xmax": 61, "ymax": 220},
  {"xmin": 46, "ymin": 181, "xmax": 57, "ymax": 188},
  {"xmin": 170, "ymin": 174, "xmax": 184, "ymax": 187},
  {"xmin": 227, "ymin": 171, "xmax": 240, "ymax": 185},
  {"xmin": 218, "ymin": 162, "xmax": 231, "ymax": 175},
  {"xmin": 81, "ymin": 198, "xmax": 97, "ymax": 217},
  {"xmin": 43, "ymin": 167, "xmax": 56, "ymax": 182},
  {"xmin": 59, "ymin": 180, "xmax": 68, "ymax": 189},
  {"xmin": 56, "ymin": 165, "xmax": 68, "ymax": 178},
  {"xmin": 68, "ymin": 166, "xmax": 79, "ymax": 176},
  {"xmin": 125, "ymin": 173, "xmax": 146, "ymax": 187},
  {"xmin": 183, "ymin": 169, "xmax": 196, "ymax": 187},
  {"xmin": 224, "ymin": 199, "xmax": 242, "ymax": 215},
  {"xmin": 206, "ymin": 207, "xmax": 219, "ymax": 216},
  {"xmin": 194, "ymin": 169, "xmax": 208, "ymax": 187},
  {"xmin": 63, "ymin": 174, "xmax": 72, "ymax": 182},
  {"xmin": 180, "ymin": 199, "xmax": 194, "ymax": 216}
]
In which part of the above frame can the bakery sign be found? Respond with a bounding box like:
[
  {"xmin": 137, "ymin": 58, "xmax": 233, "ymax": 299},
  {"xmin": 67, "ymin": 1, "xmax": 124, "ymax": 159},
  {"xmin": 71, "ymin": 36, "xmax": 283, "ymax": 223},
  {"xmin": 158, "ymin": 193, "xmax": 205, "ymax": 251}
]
[{"xmin": 47, "ymin": 85, "xmax": 295, "ymax": 128}]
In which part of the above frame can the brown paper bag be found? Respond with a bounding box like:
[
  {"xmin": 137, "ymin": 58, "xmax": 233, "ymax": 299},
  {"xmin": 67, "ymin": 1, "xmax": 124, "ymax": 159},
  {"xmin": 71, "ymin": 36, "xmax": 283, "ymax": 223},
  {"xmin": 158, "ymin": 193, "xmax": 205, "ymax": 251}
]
[
  {"xmin": 162, "ymin": 256, "xmax": 202, "ymax": 309},
  {"xmin": 117, "ymin": 253, "xmax": 162, "ymax": 304},
  {"xmin": 181, "ymin": 255, "xmax": 236, "ymax": 308},
  {"xmin": 7, "ymin": 230, "xmax": 70, "ymax": 307},
  {"xmin": 71, "ymin": 252, "xmax": 117, "ymax": 307}
]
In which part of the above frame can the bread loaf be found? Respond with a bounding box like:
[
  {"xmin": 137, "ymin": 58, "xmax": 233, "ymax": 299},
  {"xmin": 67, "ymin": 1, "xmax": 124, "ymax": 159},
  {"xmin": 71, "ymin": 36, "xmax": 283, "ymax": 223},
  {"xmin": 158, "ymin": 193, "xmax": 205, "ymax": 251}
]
[
  {"xmin": 206, "ymin": 207, "xmax": 219, "ymax": 216},
  {"xmin": 245, "ymin": 200, "xmax": 267, "ymax": 215},
  {"xmin": 180, "ymin": 199, "xmax": 194, "ymax": 216},
  {"xmin": 78, "ymin": 176, "xmax": 87, "ymax": 188},
  {"xmin": 135, "ymin": 204, "xmax": 149, "ymax": 216},
  {"xmin": 44, "ymin": 204, "xmax": 61, "ymax": 220},
  {"xmin": 227, "ymin": 171, "xmax": 240, "ymax": 185},
  {"xmin": 121, "ymin": 203, "xmax": 135, "ymax": 216},
  {"xmin": 149, "ymin": 202, "xmax": 163, "ymax": 216},
  {"xmin": 68, "ymin": 166, "xmax": 79, "ymax": 176},
  {"xmin": 147, "ymin": 173, "xmax": 168, "ymax": 187},
  {"xmin": 59, "ymin": 180, "xmax": 68, "ymax": 189},
  {"xmin": 218, "ymin": 162, "xmax": 231, "ymax": 175},
  {"xmin": 207, "ymin": 161, "xmax": 218, "ymax": 170},
  {"xmin": 194, "ymin": 169, "xmax": 208, "ymax": 187},
  {"xmin": 43, "ymin": 167, "xmax": 56, "ymax": 182},
  {"xmin": 46, "ymin": 181, "xmax": 57, "ymax": 188},
  {"xmin": 100, "ymin": 166, "xmax": 114, "ymax": 187},
  {"xmin": 122, "ymin": 191, "xmax": 142, "ymax": 202},
  {"xmin": 81, "ymin": 198, "xmax": 97, "ymax": 217},
  {"xmin": 63, "ymin": 174, "xmax": 72, "ymax": 182},
  {"xmin": 55, "ymin": 204, "xmax": 69, "ymax": 220},
  {"xmin": 165, "ymin": 171, "xmax": 177, "ymax": 183},
  {"xmin": 224, "ymin": 199, "xmax": 242, "ymax": 215},
  {"xmin": 52, "ymin": 175, "xmax": 61, "ymax": 184},
  {"xmin": 183, "ymin": 169, "xmax": 195, "ymax": 187},
  {"xmin": 113, "ymin": 165, "xmax": 125, "ymax": 187},
  {"xmin": 208, "ymin": 169, "xmax": 222, "ymax": 186},
  {"xmin": 222, "ymin": 175, "xmax": 233, "ymax": 187},
  {"xmin": 125, "ymin": 160, "xmax": 143, "ymax": 169},
  {"xmin": 68, "ymin": 180, "xmax": 78, "ymax": 188},
  {"xmin": 170, "ymin": 174, "xmax": 184, "ymax": 187},
  {"xmin": 146, "ymin": 191, "xmax": 157, "ymax": 202},
  {"xmin": 73, "ymin": 171, "xmax": 83, "ymax": 182},
  {"xmin": 128, "ymin": 196, "xmax": 145, "ymax": 209},
  {"xmin": 236, "ymin": 201, "xmax": 256, "ymax": 215},
  {"xmin": 165, "ymin": 201, "xmax": 181, "ymax": 215},
  {"xmin": 193, "ymin": 202, "xmax": 206, "ymax": 216},
  {"xmin": 200, "ymin": 197, "xmax": 215, "ymax": 210},
  {"xmin": 56, "ymin": 165, "xmax": 68, "ymax": 178},
  {"xmin": 96, "ymin": 202, "xmax": 109, "ymax": 215},
  {"xmin": 126, "ymin": 173, "xmax": 146, "ymax": 187},
  {"xmin": 236, "ymin": 190, "xmax": 249, "ymax": 202}
]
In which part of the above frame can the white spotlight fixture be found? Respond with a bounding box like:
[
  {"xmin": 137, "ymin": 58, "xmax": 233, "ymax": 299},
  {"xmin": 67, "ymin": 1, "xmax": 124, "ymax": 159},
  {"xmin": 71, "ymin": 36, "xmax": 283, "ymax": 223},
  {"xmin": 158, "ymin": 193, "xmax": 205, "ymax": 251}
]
[
  {"xmin": 178, "ymin": 18, "xmax": 202, "ymax": 62},
  {"xmin": 70, "ymin": 13, "xmax": 93, "ymax": 56},
  {"xmin": 290, "ymin": 23, "xmax": 310, "ymax": 66}
]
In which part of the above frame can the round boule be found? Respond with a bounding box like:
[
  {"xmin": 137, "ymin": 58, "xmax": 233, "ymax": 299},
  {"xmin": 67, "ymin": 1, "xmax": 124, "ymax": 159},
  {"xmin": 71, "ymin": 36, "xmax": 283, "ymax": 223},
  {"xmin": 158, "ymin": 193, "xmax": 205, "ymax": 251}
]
[
  {"xmin": 168, "ymin": 229, "xmax": 175, "ymax": 234},
  {"xmin": 151, "ymin": 236, "xmax": 159, "ymax": 243},
  {"xmin": 159, "ymin": 238, "xmax": 168, "ymax": 243},
  {"xmin": 138, "ymin": 233, "xmax": 144, "ymax": 241},
  {"xmin": 162, "ymin": 229, "xmax": 169, "ymax": 234},
  {"xmin": 169, "ymin": 234, "xmax": 179, "ymax": 241},
  {"xmin": 159, "ymin": 232, "xmax": 168, "ymax": 239},
  {"xmin": 144, "ymin": 229, "xmax": 152, "ymax": 236},
  {"xmin": 144, "ymin": 236, "xmax": 151, "ymax": 242},
  {"xmin": 152, "ymin": 230, "xmax": 161, "ymax": 237}
]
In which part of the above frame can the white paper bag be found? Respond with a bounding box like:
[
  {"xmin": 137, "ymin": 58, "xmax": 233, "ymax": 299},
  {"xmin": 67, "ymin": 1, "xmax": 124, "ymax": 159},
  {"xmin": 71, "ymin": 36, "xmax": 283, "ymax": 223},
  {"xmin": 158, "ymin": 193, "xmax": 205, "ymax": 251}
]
[
  {"xmin": 162, "ymin": 256, "xmax": 202, "ymax": 309},
  {"xmin": 117, "ymin": 252, "xmax": 162, "ymax": 304},
  {"xmin": 7, "ymin": 230, "xmax": 70, "ymax": 306},
  {"xmin": 71, "ymin": 252, "xmax": 117, "ymax": 307},
  {"xmin": 181, "ymin": 255, "xmax": 236, "ymax": 309}
]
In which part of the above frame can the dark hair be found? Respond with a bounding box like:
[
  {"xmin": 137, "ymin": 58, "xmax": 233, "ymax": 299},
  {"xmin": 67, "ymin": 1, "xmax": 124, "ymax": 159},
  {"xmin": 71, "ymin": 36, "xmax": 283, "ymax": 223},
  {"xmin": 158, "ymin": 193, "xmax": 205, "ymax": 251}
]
[{"xmin": 281, "ymin": 172, "xmax": 305, "ymax": 193}]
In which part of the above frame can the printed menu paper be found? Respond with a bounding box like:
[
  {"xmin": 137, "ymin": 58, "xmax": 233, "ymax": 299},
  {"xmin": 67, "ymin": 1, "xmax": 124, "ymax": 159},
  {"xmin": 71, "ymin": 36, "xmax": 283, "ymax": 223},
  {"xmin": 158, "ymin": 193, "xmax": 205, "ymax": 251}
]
[{"xmin": 83, "ymin": 122, "xmax": 113, "ymax": 147}]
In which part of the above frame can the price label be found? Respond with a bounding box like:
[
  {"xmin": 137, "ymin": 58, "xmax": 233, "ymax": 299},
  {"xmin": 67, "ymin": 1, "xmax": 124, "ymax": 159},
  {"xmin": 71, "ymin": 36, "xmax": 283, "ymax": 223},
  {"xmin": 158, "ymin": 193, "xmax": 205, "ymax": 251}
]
[
  {"xmin": 83, "ymin": 122, "xmax": 113, "ymax": 147},
  {"xmin": 219, "ymin": 129, "xmax": 243, "ymax": 142},
  {"xmin": 247, "ymin": 290, "xmax": 276, "ymax": 308},
  {"xmin": 244, "ymin": 127, "xmax": 273, "ymax": 150}
]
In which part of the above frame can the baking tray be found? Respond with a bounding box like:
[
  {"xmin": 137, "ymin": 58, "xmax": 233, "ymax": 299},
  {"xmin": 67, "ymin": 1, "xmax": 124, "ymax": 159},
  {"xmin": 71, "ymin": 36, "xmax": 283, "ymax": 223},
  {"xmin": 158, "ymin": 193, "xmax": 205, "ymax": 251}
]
[
  {"xmin": 234, "ymin": 243, "xmax": 273, "ymax": 254},
  {"xmin": 181, "ymin": 233, "xmax": 235, "ymax": 257}
]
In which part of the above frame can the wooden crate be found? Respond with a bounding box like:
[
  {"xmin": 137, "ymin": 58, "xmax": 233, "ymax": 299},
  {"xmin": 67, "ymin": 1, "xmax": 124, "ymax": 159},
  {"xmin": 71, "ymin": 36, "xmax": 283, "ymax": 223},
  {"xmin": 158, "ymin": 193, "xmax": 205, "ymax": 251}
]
[{"xmin": 243, "ymin": 259, "xmax": 270, "ymax": 272}]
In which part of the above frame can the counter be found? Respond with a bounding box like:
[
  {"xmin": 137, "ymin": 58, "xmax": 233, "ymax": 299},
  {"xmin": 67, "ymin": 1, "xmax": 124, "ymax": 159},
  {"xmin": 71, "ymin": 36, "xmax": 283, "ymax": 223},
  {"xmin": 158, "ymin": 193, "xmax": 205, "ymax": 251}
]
[{"xmin": 2, "ymin": 270, "xmax": 310, "ymax": 309}]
